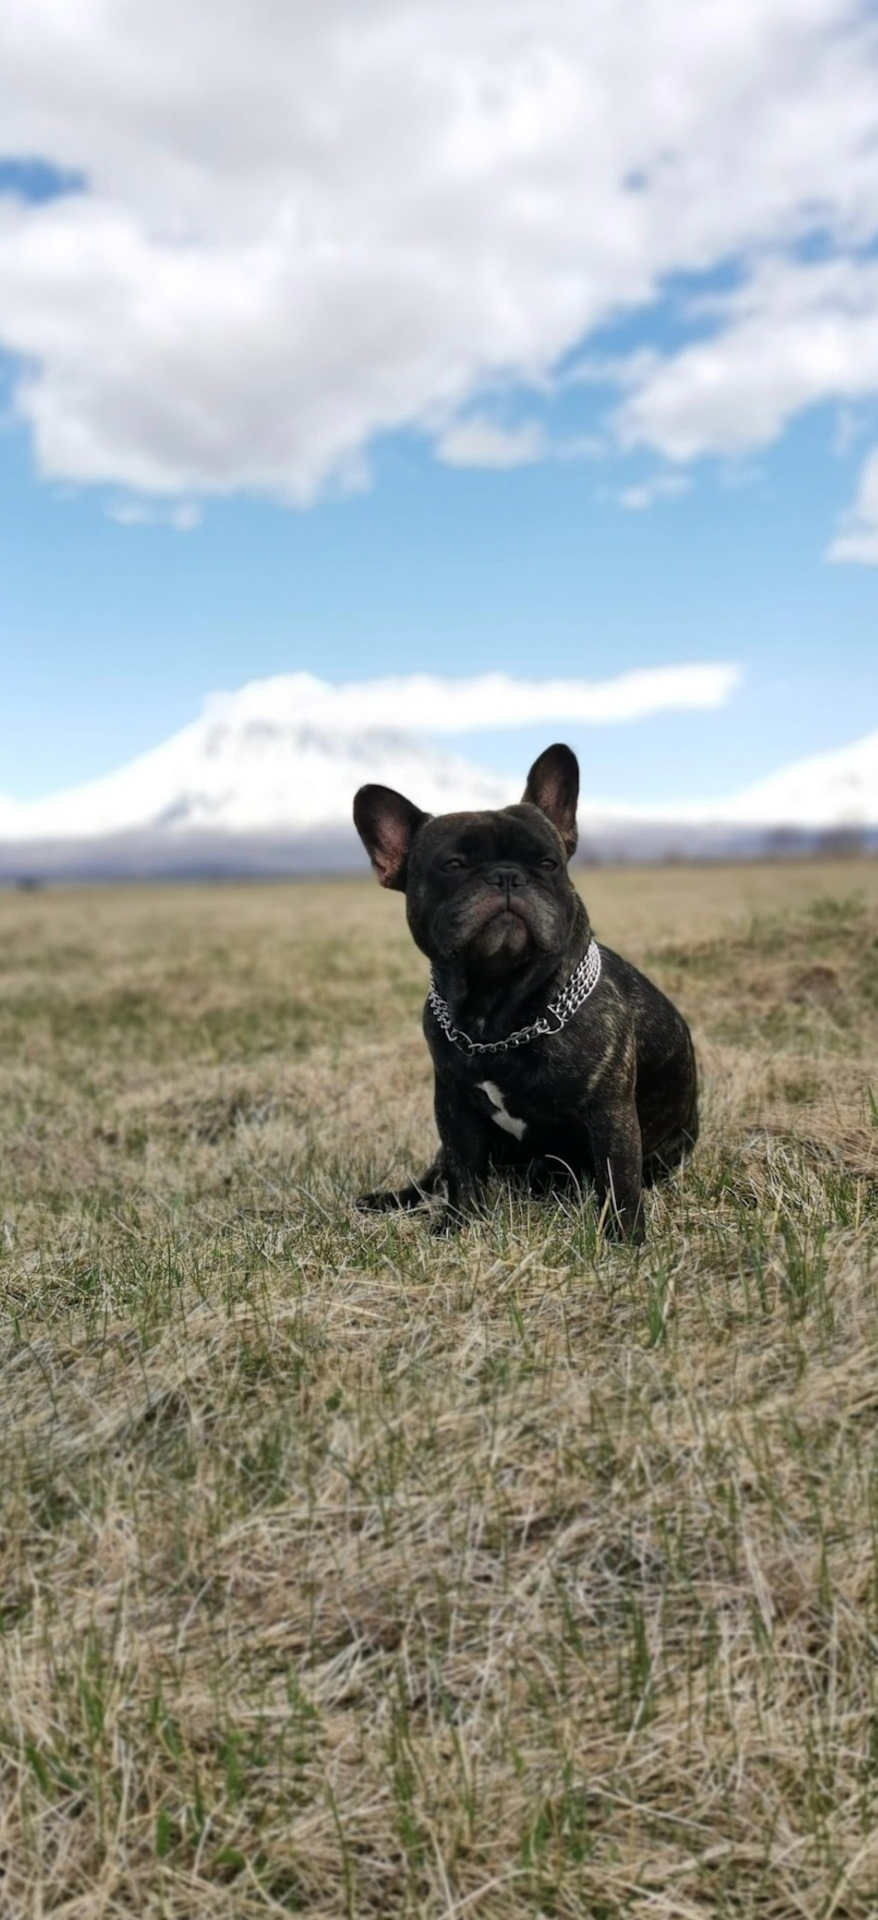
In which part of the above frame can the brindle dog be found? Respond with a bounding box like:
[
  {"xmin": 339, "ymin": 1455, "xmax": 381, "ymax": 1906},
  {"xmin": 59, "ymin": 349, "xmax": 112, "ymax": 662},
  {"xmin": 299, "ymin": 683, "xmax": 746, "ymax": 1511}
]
[{"xmin": 354, "ymin": 742, "xmax": 697, "ymax": 1241}]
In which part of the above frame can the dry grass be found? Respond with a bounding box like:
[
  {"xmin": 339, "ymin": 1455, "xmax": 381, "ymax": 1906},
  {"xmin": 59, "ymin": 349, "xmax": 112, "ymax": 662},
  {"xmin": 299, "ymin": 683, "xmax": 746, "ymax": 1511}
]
[{"xmin": 1, "ymin": 862, "xmax": 878, "ymax": 1917}]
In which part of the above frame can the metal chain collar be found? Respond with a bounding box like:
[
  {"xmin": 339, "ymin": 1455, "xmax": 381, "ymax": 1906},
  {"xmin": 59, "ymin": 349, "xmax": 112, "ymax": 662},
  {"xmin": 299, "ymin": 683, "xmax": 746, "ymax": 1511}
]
[{"xmin": 427, "ymin": 937, "xmax": 602, "ymax": 1056}]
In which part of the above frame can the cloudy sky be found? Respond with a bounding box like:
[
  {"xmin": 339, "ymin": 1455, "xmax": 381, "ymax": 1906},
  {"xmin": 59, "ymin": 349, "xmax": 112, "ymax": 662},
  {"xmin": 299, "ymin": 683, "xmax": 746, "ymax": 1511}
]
[{"xmin": 1, "ymin": 0, "xmax": 877, "ymax": 804}]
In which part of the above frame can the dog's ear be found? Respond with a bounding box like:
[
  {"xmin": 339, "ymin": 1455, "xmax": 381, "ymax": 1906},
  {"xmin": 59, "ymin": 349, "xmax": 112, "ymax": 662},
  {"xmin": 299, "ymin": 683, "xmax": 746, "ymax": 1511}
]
[
  {"xmin": 354, "ymin": 785, "xmax": 430, "ymax": 889},
  {"xmin": 521, "ymin": 743, "xmax": 579, "ymax": 857}
]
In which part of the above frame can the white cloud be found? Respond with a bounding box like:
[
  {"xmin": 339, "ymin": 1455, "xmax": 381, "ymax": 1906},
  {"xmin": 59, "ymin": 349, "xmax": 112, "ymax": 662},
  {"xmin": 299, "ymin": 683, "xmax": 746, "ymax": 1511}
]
[
  {"xmin": 613, "ymin": 255, "xmax": 878, "ymax": 558},
  {"xmin": 208, "ymin": 664, "xmax": 741, "ymax": 735},
  {"xmin": 106, "ymin": 497, "xmax": 201, "ymax": 529},
  {"xmin": 170, "ymin": 502, "xmax": 200, "ymax": 532},
  {"xmin": 618, "ymin": 472, "xmax": 690, "ymax": 511},
  {"xmin": 435, "ymin": 415, "xmax": 601, "ymax": 468},
  {"xmin": 0, "ymin": 2, "xmax": 877, "ymax": 508},
  {"xmin": 106, "ymin": 500, "xmax": 155, "ymax": 526},
  {"xmin": 437, "ymin": 414, "xmax": 607, "ymax": 468},
  {"xmin": 826, "ymin": 445, "xmax": 878, "ymax": 564},
  {"xmin": 435, "ymin": 416, "xmax": 546, "ymax": 469},
  {"xmin": 616, "ymin": 257, "xmax": 878, "ymax": 461}
]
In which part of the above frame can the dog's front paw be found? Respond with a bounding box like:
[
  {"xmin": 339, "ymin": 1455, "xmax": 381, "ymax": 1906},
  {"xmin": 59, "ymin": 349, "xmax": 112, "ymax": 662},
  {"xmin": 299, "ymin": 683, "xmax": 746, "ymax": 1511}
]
[
  {"xmin": 356, "ymin": 1180, "xmax": 434, "ymax": 1213},
  {"xmin": 600, "ymin": 1202, "xmax": 645, "ymax": 1246},
  {"xmin": 356, "ymin": 1188, "xmax": 407, "ymax": 1212}
]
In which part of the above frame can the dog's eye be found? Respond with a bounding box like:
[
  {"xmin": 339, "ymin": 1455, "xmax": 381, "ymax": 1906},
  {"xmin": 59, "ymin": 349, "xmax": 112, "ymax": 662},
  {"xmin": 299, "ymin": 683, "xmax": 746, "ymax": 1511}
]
[
  {"xmin": 539, "ymin": 857, "xmax": 558, "ymax": 871},
  {"xmin": 442, "ymin": 856, "xmax": 467, "ymax": 871}
]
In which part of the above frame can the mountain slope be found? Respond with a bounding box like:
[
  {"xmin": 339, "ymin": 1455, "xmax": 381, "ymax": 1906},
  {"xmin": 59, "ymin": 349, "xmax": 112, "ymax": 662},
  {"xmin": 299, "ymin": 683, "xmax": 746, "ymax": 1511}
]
[
  {"xmin": 1, "ymin": 677, "xmax": 876, "ymax": 875},
  {"xmin": 719, "ymin": 726, "xmax": 878, "ymax": 828},
  {"xmin": 0, "ymin": 683, "xmax": 516, "ymax": 841}
]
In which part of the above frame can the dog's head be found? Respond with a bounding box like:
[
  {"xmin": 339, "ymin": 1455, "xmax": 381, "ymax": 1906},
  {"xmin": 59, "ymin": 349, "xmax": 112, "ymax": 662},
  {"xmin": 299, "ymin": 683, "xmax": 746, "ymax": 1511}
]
[{"xmin": 354, "ymin": 743, "xmax": 583, "ymax": 979}]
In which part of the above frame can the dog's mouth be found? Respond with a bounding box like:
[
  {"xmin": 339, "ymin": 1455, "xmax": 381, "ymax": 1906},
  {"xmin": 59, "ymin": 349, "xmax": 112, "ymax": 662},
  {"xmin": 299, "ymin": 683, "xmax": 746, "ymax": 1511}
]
[
  {"xmin": 467, "ymin": 903, "xmax": 532, "ymax": 964},
  {"xmin": 435, "ymin": 882, "xmax": 570, "ymax": 974},
  {"xmin": 487, "ymin": 897, "xmax": 527, "ymax": 921}
]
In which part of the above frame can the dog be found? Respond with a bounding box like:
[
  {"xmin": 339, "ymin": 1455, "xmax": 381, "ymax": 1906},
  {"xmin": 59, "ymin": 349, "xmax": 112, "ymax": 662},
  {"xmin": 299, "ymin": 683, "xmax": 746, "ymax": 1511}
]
[{"xmin": 353, "ymin": 742, "xmax": 697, "ymax": 1242}]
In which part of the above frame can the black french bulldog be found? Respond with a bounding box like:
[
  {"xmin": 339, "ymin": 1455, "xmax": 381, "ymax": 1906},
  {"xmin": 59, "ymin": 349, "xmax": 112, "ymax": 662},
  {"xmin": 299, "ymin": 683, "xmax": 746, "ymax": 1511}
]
[{"xmin": 353, "ymin": 743, "xmax": 697, "ymax": 1242}]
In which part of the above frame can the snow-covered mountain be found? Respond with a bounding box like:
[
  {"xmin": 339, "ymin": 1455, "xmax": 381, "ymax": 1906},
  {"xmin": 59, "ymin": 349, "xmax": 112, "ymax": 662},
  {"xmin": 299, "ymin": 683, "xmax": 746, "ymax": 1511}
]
[
  {"xmin": 718, "ymin": 727, "xmax": 878, "ymax": 829},
  {"xmin": 0, "ymin": 680, "xmax": 515, "ymax": 842},
  {"xmin": 0, "ymin": 675, "xmax": 876, "ymax": 877}
]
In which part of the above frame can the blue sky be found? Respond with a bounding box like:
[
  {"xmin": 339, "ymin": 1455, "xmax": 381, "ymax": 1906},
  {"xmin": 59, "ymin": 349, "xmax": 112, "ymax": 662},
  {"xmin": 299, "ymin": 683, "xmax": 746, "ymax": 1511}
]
[
  {"xmin": 2, "ymin": 2, "xmax": 878, "ymax": 809},
  {"xmin": 3, "ymin": 400, "xmax": 877, "ymax": 807}
]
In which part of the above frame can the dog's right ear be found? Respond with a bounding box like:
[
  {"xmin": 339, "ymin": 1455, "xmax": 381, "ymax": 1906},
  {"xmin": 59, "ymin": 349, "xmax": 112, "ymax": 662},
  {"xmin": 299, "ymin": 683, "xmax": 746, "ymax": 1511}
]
[{"xmin": 353, "ymin": 785, "xmax": 430, "ymax": 890}]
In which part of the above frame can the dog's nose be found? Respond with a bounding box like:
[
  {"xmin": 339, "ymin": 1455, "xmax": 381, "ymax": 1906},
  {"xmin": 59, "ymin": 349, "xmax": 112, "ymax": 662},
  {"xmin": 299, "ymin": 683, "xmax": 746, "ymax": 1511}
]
[{"xmin": 488, "ymin": 864, "xmax": 525, "ymax": 893}]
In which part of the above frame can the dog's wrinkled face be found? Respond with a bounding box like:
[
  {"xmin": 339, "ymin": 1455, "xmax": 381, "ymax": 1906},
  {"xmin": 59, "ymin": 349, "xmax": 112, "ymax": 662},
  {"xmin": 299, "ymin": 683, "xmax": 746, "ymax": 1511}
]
[
  {"xmin": 404, "ymin": 805, "xmax": 577, "ymax": 975},
  {"xmin": 354, "ymin": 742, "xmax": 584, "ymax": 981}
]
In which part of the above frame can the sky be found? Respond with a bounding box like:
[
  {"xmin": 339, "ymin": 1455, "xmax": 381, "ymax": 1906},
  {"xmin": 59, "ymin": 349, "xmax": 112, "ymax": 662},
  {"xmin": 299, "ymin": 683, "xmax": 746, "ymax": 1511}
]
[{"xmin": 1, "ymin": 0, "xmax": 877, "ymax": 809}]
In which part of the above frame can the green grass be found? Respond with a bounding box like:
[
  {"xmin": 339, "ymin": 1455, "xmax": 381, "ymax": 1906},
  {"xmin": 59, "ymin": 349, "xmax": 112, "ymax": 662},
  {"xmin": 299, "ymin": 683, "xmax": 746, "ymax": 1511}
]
[{"xmin": 1, "ymin": 864, "xmax": 878, "ymax": 1915}]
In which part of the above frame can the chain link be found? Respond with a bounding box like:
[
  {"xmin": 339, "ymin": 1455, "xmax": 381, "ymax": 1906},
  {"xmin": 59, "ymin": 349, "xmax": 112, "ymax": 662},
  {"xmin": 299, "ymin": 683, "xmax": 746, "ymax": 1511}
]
[{"xmin": 427, "ymin": 938, "xmax": 602, "ymax": 1056}]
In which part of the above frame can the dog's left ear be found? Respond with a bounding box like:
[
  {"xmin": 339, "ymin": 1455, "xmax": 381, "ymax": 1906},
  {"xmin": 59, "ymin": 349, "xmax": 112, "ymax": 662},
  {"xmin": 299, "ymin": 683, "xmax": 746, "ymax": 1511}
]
[
  {"xmin": 522, "ymin": 743, "xmax": 579, "ymax": 857},
  {"xmin": 354, "ymin": 784, "xmax": 430, "ymax": 889}
]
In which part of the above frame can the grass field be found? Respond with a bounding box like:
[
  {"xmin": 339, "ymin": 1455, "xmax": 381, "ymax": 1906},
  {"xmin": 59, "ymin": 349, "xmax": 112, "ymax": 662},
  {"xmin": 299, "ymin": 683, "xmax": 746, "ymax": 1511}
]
[{"xmin": 2, "ymin": 861, "xmax": 878, "ymax": 1918}]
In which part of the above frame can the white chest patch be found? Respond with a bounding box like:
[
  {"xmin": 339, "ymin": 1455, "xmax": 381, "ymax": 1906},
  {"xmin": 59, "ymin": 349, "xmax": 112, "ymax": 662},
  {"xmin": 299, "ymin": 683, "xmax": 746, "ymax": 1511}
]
[{"xmin": 479, "ymin": 1079, "xmax": 527, "ymax": 1141}]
